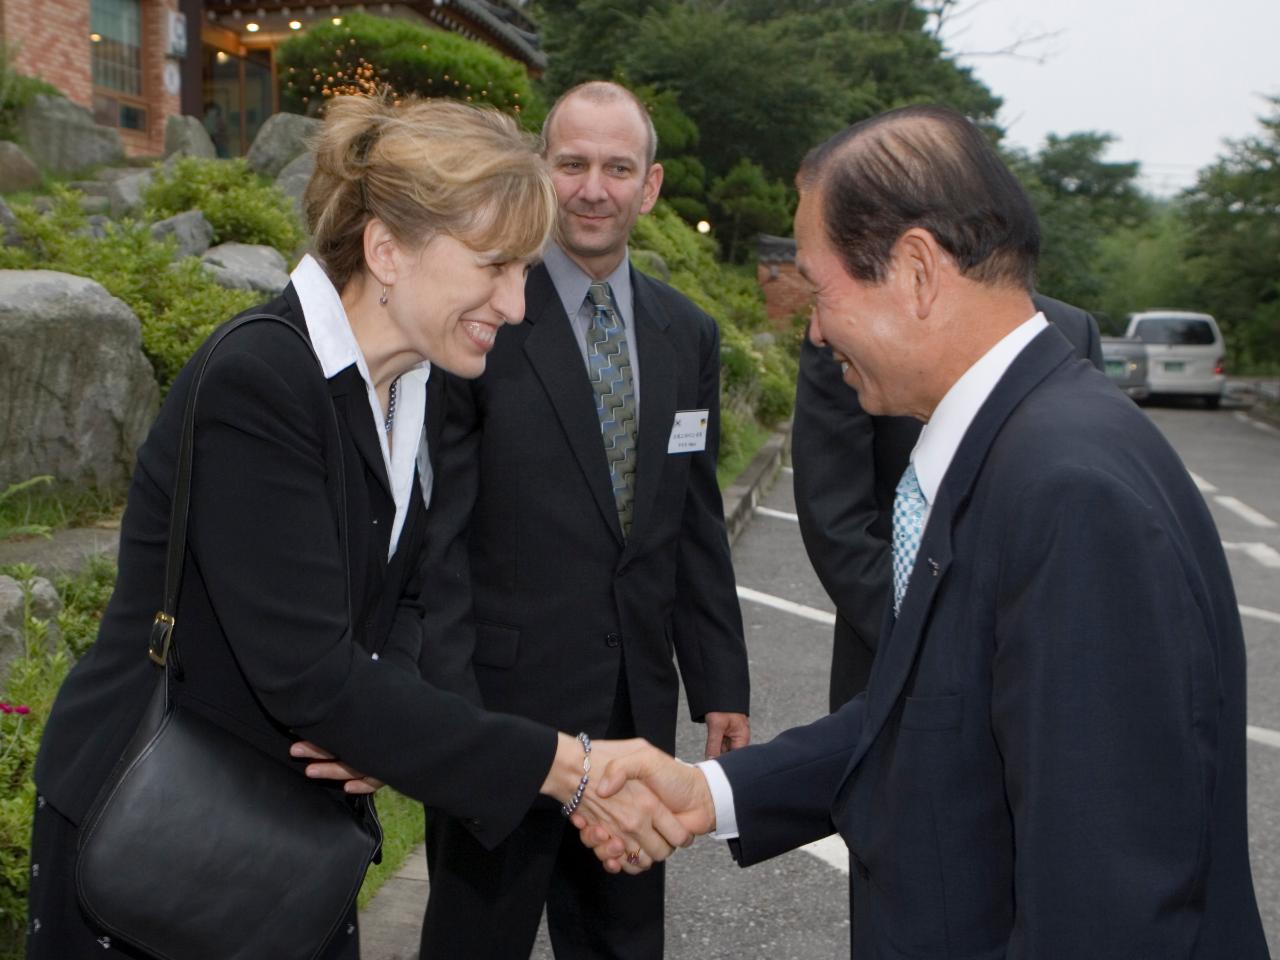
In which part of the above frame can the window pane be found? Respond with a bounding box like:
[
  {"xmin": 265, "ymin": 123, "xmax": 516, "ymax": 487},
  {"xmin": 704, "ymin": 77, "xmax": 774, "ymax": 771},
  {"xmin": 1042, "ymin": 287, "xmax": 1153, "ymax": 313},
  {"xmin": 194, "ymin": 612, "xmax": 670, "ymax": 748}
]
[{"xmin": 90, "ymin": 0, "xmax": 142, "ymax": 96}]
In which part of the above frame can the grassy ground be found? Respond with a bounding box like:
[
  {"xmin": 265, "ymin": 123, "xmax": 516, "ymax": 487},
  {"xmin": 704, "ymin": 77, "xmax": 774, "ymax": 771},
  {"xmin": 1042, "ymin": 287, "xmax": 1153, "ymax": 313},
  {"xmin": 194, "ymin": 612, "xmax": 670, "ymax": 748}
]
[
  {"xmin": 359, "ymin": 789, "xmax": 426, "ymax": 909},
  {"xmin": 716, "ymin": 418, "xmax": 770, "ymax": 490}
]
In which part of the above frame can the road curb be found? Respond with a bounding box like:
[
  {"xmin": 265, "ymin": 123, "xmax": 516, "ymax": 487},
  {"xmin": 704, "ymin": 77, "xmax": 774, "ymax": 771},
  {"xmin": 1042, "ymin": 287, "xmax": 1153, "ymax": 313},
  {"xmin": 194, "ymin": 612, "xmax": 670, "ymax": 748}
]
[{"xmin": 723, "ymin": 422, "xmax": 792, "ymax": 546}]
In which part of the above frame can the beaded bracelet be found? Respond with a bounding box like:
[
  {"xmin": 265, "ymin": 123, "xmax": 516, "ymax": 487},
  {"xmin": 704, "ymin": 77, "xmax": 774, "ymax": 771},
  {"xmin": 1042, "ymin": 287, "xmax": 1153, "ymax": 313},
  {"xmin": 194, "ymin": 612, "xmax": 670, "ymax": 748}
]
[{"xmin": 560, "ymin": 732, "xmax": 593, "ymax": 817}]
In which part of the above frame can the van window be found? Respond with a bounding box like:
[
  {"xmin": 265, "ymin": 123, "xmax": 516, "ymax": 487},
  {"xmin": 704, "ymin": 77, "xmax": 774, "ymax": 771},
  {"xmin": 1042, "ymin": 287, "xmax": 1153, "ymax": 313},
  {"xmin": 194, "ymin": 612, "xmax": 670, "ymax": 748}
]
[{"xmin": 1133, "ymin": 317, "xmax": 1216, "ymax": 345}]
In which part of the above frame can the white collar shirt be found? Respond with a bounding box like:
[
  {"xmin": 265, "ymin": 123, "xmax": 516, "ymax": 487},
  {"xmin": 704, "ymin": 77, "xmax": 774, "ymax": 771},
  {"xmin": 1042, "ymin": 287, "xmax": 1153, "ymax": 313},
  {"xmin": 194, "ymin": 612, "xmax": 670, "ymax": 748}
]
[
  {"xmin": 910, "ymin": 312, "xmax": 1048, "ymax": 530},
  {"xmin": 290, "ymin": 254, "xmax": 433, "ymax": 560}
]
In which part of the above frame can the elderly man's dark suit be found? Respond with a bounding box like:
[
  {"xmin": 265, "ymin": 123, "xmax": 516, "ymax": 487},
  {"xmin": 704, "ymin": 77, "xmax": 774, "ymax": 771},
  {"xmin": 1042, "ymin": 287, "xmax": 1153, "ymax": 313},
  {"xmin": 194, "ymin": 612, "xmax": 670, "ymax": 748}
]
[
  {"xmin": 418, "ymin": 261, "xmax": 750, "ymax": 958},
  {"xmin": 720, "ymin": 325, "xmax": 1269, "ymax": 958},
  {"xmin": 793, "ymin": 293, "xmax": 1104, "ymax": 712}
]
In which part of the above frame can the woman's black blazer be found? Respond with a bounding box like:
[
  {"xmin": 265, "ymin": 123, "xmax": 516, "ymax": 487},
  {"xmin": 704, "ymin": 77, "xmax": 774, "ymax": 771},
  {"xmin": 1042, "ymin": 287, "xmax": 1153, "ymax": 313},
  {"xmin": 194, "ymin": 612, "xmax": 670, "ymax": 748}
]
[{"xmin": 35, "ymin": 286, "xmax": 555, "ymax": 849}]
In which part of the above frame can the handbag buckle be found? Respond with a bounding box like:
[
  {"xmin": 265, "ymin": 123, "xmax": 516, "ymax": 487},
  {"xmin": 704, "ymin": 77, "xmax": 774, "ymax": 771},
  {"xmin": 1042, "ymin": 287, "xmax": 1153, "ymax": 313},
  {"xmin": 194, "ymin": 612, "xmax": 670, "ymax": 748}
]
[{"xmin": 149, "ymin": 612, "xmax": 176, "ymax": 665}]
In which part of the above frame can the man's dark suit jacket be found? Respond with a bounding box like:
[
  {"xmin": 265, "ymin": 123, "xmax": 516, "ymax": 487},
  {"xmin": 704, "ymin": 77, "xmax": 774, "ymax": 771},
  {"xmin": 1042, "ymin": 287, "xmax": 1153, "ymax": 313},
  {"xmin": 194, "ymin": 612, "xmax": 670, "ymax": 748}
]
[
  {"xmin": 418, "ymin": 262, "xmax": 749, "ymax": 755},
  {"xmin": 35, "ymin": 287, "xmax": 553, "ymax": 848},
  {"xmin": 721, "ymin": 326, "xmax": 1268, "ymax": 957},
  {"xmin": 794, "ymin": 293, "xmax": 1104, "ymax": 710}
]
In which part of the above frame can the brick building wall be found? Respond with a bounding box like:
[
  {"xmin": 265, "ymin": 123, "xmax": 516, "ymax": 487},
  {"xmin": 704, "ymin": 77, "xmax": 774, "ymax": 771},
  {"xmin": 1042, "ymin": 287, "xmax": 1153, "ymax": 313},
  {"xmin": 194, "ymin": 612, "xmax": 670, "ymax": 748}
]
[
  {"xmin": 135, "ymin": 0, "xmax": 180, "ymax": 155},
  {"xmin": 2, "ymin": 0, "xmax": 181, "ymax": 157},
  {"xmin": 2, "ymin": 0, "xmax": 93, "ymax": 108},
  {"xmin": 757, "ymin": 259, "xmax": 813, "ymax": 328}
]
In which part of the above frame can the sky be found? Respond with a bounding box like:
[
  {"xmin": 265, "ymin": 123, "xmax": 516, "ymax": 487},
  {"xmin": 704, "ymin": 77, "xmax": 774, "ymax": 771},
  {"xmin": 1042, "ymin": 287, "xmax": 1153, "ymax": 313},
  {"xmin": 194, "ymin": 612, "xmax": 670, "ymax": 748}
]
[{"xmin": 938, "ymin": 0, "xmax": 1280, "ymax": 196}]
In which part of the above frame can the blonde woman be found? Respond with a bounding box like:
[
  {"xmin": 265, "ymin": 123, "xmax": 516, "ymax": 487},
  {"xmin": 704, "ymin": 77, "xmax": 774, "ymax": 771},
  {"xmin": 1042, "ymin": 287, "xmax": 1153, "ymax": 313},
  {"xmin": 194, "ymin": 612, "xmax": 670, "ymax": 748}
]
[{"xmin": 29, "ymin": 97, "xmax": 685, "ymax": 959}]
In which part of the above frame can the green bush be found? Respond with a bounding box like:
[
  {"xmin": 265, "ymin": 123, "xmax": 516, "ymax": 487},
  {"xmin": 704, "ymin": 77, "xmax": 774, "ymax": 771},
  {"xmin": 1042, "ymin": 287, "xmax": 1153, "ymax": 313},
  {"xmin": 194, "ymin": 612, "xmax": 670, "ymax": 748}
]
[
  {"xmin": 0, "ymin": 572, "xmax": 74, "ymax": 954},
  {"xmin": 277, "ymin": 12, "xmax": 542, "ymax": 126},
  {"xmin": 0, "ymin": 47, "xmax": 61, "ymax": 146},
  {"xmin": 144, "ymin": 156, "xmax": 306, "ymax": 259},
  {"xmin": 0, "ymin": 187, "xmax": 260, "ymax": 389},
  {"xmin": 631, "ymin": 203, "xmax": 795, "ymax": 434}
]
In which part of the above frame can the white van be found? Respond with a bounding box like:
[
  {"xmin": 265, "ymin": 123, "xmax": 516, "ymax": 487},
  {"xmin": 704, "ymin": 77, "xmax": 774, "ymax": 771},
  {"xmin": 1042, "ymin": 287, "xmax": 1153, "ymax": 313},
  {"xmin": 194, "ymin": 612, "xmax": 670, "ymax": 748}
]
[{"xmin": 1124, "ymin": 310, "xmax": 1226, "ymax": 409}]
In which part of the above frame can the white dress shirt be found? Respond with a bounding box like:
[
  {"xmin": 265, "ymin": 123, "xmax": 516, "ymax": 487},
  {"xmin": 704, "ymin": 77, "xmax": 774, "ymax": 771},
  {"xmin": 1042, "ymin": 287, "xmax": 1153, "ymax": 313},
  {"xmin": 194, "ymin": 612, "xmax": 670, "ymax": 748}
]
[
  {"xmin": 290, "ymin": 254, "xmax": 433, "ymax": 560},
  {"xmin": 697, "ymin": 311, "xmax": 1049, "ymax": 839}
]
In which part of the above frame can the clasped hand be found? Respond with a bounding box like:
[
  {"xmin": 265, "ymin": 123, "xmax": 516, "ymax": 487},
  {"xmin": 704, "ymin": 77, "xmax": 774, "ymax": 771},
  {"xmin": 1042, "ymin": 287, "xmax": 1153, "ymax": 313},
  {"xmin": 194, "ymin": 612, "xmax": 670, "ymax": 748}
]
[{"xmin": 567, "ymin": 739, "xmax": 719, "ymax": 875}]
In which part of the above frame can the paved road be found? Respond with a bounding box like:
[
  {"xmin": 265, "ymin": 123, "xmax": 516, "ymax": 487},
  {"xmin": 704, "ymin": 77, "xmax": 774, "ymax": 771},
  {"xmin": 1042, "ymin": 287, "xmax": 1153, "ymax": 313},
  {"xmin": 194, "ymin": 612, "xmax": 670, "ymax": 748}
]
[{"xmin": 378, "ymin": 400, "xmax": 1278, "ymax": 958}]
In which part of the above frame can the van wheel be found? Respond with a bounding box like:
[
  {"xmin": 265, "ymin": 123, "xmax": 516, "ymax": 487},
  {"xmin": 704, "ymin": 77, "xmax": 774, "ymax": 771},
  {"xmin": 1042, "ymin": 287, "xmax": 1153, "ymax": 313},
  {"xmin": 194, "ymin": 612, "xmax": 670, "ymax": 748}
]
[{"xmin": 1204, "ymin": 395, "xmax": 1221, "ymax": 410}]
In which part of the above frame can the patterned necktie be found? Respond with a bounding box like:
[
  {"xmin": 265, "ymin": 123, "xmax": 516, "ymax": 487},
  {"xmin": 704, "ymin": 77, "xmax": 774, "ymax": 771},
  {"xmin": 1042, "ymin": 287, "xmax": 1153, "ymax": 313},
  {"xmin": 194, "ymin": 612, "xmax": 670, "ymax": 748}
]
[
  {"xmin": 585, "ymin": 281, "xmax": 638, "ymax": 536},
  {"xmin": 891, "ymin": 462, "xmax": 927, "ymax": 615}
]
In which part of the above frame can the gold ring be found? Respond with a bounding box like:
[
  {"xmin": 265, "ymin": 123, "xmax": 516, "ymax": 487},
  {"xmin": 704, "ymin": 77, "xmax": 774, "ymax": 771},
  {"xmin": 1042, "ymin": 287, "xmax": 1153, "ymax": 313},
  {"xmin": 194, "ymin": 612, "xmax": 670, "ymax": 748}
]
[{"xmin": 625, "ymin": 849, "xmax": 641, "ymax": 866}]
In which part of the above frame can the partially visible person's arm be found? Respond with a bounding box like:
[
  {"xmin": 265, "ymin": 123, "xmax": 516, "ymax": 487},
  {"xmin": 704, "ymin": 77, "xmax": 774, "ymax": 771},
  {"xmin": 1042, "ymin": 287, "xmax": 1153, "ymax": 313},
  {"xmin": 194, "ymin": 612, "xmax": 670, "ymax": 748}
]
[
  {"xmin": 671, "ymin": 312, "xmax": 750, "ymax": 756},
  {"xmin": 793, "ymin": 337, "xmax": 891, "ymax": 653}
]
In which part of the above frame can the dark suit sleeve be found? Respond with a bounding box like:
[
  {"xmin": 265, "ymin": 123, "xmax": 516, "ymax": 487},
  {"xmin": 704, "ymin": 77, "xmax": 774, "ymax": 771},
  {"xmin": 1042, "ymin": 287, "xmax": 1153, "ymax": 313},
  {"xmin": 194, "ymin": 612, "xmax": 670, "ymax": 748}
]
[
  {"xmin": 792, "ymin": 338, "xmax": 891, "ymax": 655},
  {"xmin": 673, "ymin": 314, "xmax": 750, "ymax": 721},
  {"xmin": 717, "ymin": 693, "xmax": 866, "ymax": 866},
  {"xmin": 1032, "ymin": 293, "xmax": 1104, "ymax": 371},
  {"xmin": 992, "ymin": 465, "xmax": 1221, "ymax": 956},
  {"xmin": 188, "ymin": 351, "xmax": 555, "ymax": 848},
  {"xmin": 380, "ymin": 522, "xmax": 430, "ymax": 676},
  {"xmin": 415, "ymin": 371, "xmax": 486, "ymax": 705}
]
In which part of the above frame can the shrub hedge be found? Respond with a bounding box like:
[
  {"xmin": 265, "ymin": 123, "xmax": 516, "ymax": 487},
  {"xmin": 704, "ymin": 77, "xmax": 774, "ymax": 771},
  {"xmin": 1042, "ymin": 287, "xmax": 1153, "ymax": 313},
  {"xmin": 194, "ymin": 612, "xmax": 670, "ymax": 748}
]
[
  {"xmin": 144, "ymin": 156, "xmax": 306, "ymax": 260},
  {"xmin": 0, "ymin": 186, "xmax": 262, "ymax": 390},
  {"xmin": 276, "ymin": 12, "xmax": 543, "ymax": 127}
]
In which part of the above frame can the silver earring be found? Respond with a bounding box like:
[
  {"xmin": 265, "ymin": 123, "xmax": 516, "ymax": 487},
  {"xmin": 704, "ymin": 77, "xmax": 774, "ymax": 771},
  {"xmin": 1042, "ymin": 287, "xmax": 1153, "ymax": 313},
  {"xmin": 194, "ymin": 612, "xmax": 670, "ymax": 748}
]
[{"xmin": 379, "ymin": 287, "xmax": 388, "ymax": 306}]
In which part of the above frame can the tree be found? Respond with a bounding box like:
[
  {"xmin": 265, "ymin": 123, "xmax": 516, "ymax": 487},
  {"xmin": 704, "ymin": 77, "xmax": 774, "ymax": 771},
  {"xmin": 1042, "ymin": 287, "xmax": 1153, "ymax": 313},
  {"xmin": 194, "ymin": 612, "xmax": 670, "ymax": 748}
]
[
  {"xmin": 1012, "ymin": 132, "xmax": 1149, "ymax": 310},
  {"xmin": 707, "ymin": 158, "xmax": 793, "ymax": 263},
  {"xmin": 1180, "ymin": 96, "xmax": 1280, "ymax": 369}
]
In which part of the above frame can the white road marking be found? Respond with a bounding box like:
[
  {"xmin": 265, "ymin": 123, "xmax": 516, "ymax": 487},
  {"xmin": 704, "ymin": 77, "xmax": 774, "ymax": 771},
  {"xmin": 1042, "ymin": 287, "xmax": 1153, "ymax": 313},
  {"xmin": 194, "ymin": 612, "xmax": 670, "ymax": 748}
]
[
  {"xmin": 781, "ymin": 466, "xmax": 794, "ymax": 475},
  {"xmin": 800, "ymin": 834, "xmax": 850, "ymax": 874},
  {"xmin": 736, "ymin": 586, "xmax": 835, "ymax": 626},
  {"xmin": 1214, "ymin": 496, "xmax": 1278, "ymax": 529},
  {"xmin": 1248, "ymin": 726, "xmax": 1280, "ymax": 750},
  {"xmin": 1241, "ymin": 606, "xmax": 1280, "ymax": 626},
  {"xmin": 1222, "ymin": 542, "xmax": 1280, "ymax": 569},
  {"xmin": 755, "ymin": 506, "xmax": 799, "ymax": 523},
  {"xmin": 1236, "ymin": 412, "xmax": 1279, "ymax": 435},
  {"xmin": 1189, "ymin": 471, "xmax": 1218, "ymax": 493}
]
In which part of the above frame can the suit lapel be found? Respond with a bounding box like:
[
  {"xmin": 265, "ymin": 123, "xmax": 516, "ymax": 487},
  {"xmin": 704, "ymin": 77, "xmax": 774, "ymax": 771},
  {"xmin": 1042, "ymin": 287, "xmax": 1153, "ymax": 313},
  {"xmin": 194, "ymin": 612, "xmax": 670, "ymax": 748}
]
[
  {"xmin": 424, "ymin": 367, "xmax": 446, "ymax": 476},
  {"xmin": 522, "ymin": 265, "xmax": 625, "ymax": 544},
  {"xmin": 623, "ymin": 269, "xmax": 676, "ymax": 556},
  {"xmin": 329, "ymin": 365, "xmax": 392, "ymax": 503},
  {"xmin": 837, "ymin": 327, "xmax": 1076, "ymax": 786}
]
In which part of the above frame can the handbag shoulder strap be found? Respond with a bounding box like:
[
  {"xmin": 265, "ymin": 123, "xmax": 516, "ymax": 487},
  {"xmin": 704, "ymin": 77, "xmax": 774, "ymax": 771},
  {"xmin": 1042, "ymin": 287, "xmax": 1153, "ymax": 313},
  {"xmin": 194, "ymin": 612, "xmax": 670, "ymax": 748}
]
[{"xmin": 148, "ymin": 312, "xmax": 351, "ymax": 667}]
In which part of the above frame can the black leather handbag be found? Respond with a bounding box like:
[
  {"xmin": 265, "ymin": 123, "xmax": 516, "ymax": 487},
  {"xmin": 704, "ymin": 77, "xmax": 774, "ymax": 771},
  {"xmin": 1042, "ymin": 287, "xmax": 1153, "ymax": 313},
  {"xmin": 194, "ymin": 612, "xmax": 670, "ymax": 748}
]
[{"xmin": 75, "ymin": 314, "xmax": 383, "ymax": 960}]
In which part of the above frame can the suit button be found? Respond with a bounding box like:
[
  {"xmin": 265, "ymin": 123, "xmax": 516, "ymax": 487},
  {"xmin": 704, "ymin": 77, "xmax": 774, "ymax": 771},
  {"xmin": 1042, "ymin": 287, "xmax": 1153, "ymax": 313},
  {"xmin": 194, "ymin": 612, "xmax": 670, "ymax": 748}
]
[{"xmin": 605, "ymin": 633, "xmax": 622, "ymax": 648}]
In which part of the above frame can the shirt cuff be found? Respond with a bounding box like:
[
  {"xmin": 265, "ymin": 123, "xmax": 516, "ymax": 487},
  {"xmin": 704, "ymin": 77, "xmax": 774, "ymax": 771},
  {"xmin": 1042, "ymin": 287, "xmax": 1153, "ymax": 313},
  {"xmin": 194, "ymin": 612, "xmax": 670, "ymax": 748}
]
[{"xmin": 695, "ymin": 759, "xmax": 739, "ymax": 840}]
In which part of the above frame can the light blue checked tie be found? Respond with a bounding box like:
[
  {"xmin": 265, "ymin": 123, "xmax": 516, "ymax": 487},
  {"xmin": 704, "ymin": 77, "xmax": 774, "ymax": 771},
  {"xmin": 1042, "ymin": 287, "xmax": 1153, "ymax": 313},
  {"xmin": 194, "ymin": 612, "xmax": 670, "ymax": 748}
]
[
  {"xmin": 586, "ymin": 282, "xmax": 638, "ymax": 536},
  {"xmin": 891, "ymin": 461, "xmax": 927, "ymax": 615}
]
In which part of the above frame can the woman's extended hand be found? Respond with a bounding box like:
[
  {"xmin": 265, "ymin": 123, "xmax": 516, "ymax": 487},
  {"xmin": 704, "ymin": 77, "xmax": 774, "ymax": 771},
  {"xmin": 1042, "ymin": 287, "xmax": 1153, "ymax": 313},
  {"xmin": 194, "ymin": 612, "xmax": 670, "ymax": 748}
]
[{"xmin": 290, "ymin": 740, "xmax": 386, "ymax": 795}]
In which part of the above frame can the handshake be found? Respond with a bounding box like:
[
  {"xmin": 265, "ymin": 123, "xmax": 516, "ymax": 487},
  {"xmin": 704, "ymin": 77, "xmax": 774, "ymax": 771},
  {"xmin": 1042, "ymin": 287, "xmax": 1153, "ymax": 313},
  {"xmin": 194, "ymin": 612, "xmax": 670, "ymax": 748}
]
[{"xmin": 546, "ymin": 729, "xmax": 738, "ymax": 876}]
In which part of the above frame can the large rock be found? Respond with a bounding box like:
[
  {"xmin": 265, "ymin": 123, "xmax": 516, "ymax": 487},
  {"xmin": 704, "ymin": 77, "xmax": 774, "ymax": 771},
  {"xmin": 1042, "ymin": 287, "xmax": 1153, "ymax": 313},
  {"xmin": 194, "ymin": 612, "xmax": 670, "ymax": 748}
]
[
  {"xmin": 201, "ymin": 242, "xmax": 289, "ymax": 293},
  {"xmin": 18, "ymin": 94, "xmax": 124, "ymax": 174},
  {"xmin": 275, "ymin": 150, "xmax": 315, "ymax": 222},
  {"xmin": 246, "ymin": 112, "xmax": 320, "ymax": 178},
  {"xmin": 0, "ymin": 141, "xmax": 41, "ymax": 192},
  {"xmin": 151, "ymin": 210, "xmax": 214, "ymax": 258},
  {"xmin": 107, "ymin": 168, "xmax": 153, "ymax": 217},
  {"xmin": 163, "ymin": 115, "xmax": 216, "ymax": 160},
  {"xmin": 0, "ymin": 271, "xmax": 159, "ymax": 493},
  {"xmin": 0, "ymin": 575, "xmax": 62, "ymax": 684}
]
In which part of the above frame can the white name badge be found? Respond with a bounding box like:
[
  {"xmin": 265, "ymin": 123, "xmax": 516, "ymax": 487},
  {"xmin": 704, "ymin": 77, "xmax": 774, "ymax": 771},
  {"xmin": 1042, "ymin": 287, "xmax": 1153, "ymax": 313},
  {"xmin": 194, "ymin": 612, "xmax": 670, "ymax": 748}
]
[{"xmin": 668, "ymin": 409, "xmax": 710, "ymax": 454}]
